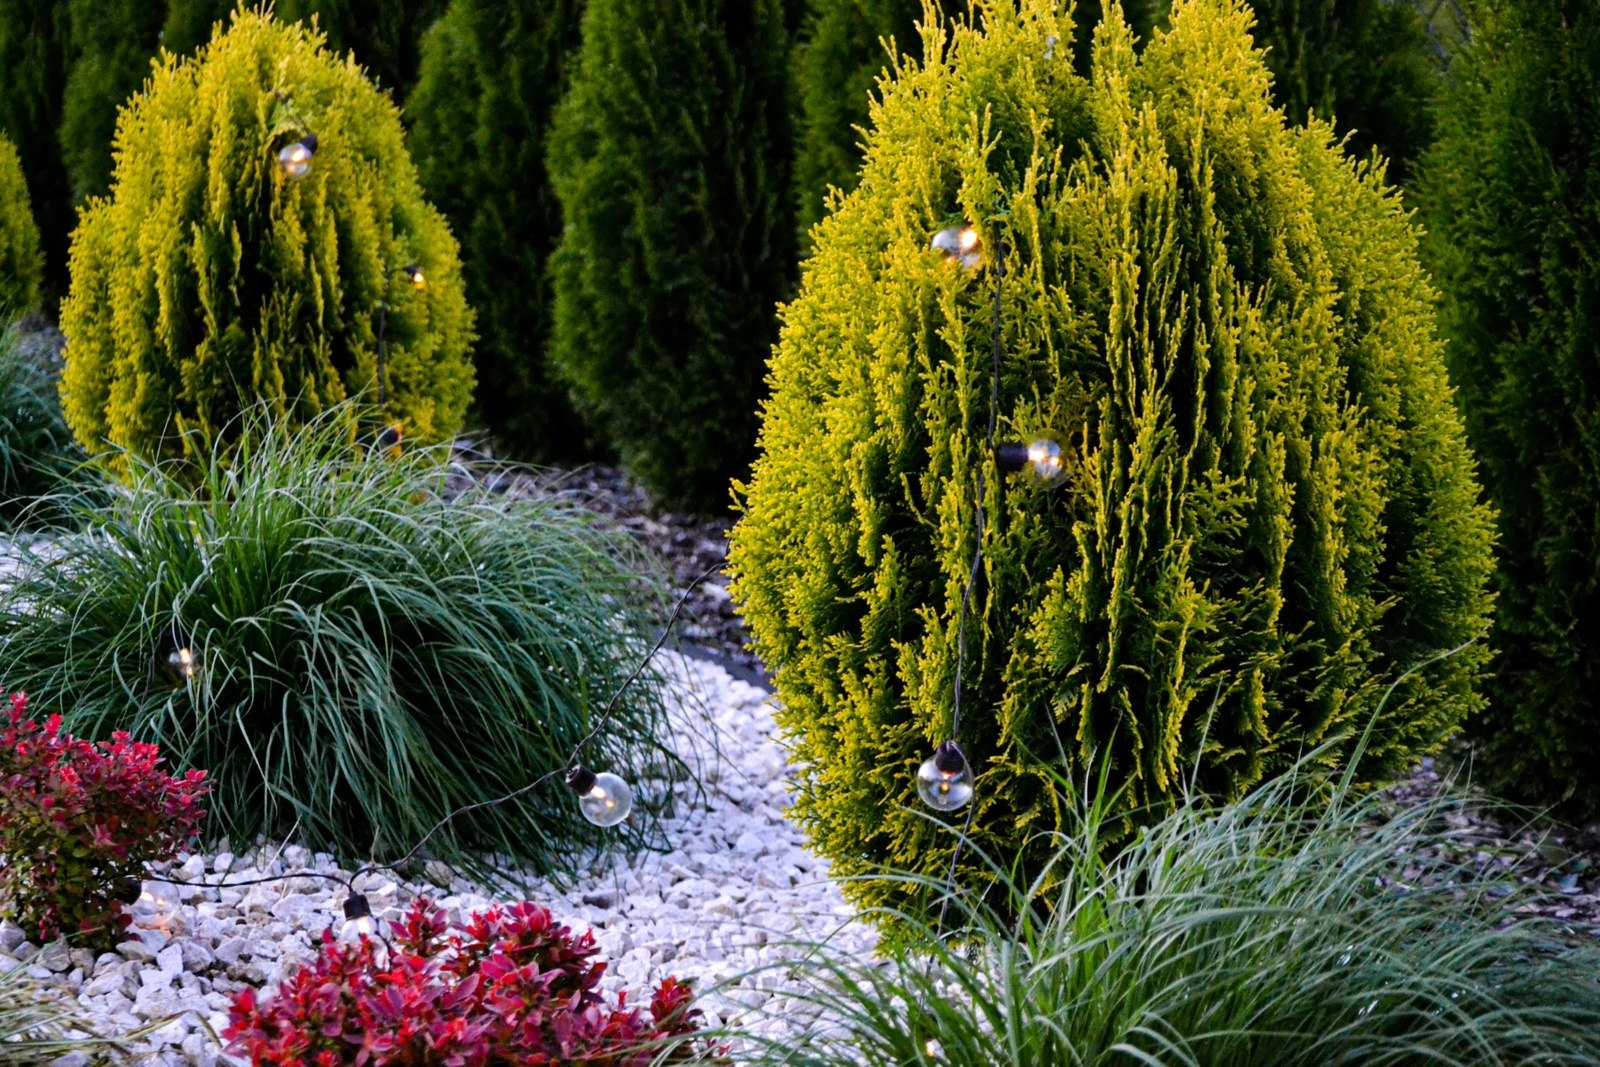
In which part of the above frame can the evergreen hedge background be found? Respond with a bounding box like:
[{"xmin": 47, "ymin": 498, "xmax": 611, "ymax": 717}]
[
  {"xmin": 547, "ymin": 0, "xmax": 794, "ymax": 511},
  {"xmin": 0, "ymin": 0, "xmax": 72, "ymax": 298},
  {"xmin": 408, "ymin": 0, "xmax": 590, "ymax": 461},
  {"xmin": 1419, "ymin": 0, "xmax": 1600, "ymax": 821},
  {"xmin": 0, "ymin": 134, "xmax": 42, "ymax": 313},
  {"xmin": 730, "ymin": 0, "xmax": 1495, "ymax": 927},
  {"xmin": 58, "ymin": 8, "xmax": 475, "ymax": 469},
  {"xmin": 59, "ymin": 0, "xmax": 167, "ymax": 207}
]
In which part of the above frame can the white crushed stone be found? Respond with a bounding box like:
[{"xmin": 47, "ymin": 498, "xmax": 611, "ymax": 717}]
[{"xmin": 1, "ymin": 650, "xmax": 877, "ymax": 1065}]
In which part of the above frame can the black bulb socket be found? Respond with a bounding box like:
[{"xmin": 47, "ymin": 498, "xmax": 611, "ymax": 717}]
[
  {"xmin": 343, "ymin": 893, "xmax": 372, "ymax": 921},
  {"xmin": 995, "ymin": 441, "xmax": 1028, "ymax": 473},
  {"xmin": 376, "ymin": 426, "xmax": 402, "ymax": 450},
  {"xmin": 933, "ymin": 740, "xmax": 967, "ymax": 775},
  {"xmin": 113, "ymin": 876, "xmax": 143, "ymax": 906},
  {"xmin": 565, "ymin": 766, "xmax": 596, "ymax": 796},
  {"xmin": 299, "ymin": 133, "xmax": 318, "ymax": 153}
]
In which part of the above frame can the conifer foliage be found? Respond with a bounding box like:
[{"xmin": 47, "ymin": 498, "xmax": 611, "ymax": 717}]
[
  {"xmin": 58, "ymin": 8, "xmax": 474, "ymax": 468},
  {"xmin": 59, "ymin": 0, "xmax": 168, "ymax": 206},
  {"xmin": 729, "ymin": 0, "xmax": 1494, "ymax": 925},
  {"xmin": 0, "ymin": 0, "xmax": 72, "ymax": 297},
  {"xmin": 1419, "ymin": 0, "xmax": 1600, "ymax": 821},
  {"xmin": 0, "ymin": 134, "xmax": 42, "ymax": 313},
  {"xmin": 408, "ymin": 0, "xmax": 589, "ymax": 462},
  {"xmin": 547, "ymin": 0, "xmax": 793, "ymax": 511}
]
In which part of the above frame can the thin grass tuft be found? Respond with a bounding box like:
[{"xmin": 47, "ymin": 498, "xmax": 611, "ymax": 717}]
[
  {"xmin": 0, "ymin": 408, "xmax": 684, "ymax": 887},
  {"xmin": 725, "ymin": 741, "xmax": 1600, "ymax": 1066}
]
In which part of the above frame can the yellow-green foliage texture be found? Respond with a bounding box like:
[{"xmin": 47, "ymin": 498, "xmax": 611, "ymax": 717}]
[
  {"xmin": 0, "ymin": 133, "xmax": 42, "ymax": 312},
  {"xmin": 59, "ymin": 8, "xmax": 474, "ymax": 465},
  {"xmin": 729, "ymin": 0, "xmax": 1495, "ymax": 925}
]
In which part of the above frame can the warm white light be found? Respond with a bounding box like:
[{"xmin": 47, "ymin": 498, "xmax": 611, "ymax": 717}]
[
  {"xmin": 578, "ymin": 772, "xmax": 634, "ymax": 827},
  {"xmin": 1026, "ymin": 439, "xmax": 1066, "ymax": 485},
  {"xmin": 916, "ymin": 741, "xmax": 975, "ymax": 812},
  {"xmin": 930, "ymin": 224, "xmax": 982, "ymax": 269},
  {"xmin": 923, "ymin": 1037, "xmax": 943, "ymax": 1059},
  {"xmin": 277, "ymin": 135, "xmax": 316, "ymax": 180},
  {"xmin": 403, "ymin": 264, "xmax": 426, "ymax": 289},
  {"xmin": 168, "ymin": 646, "xmax": 195, "ymax": 679}
]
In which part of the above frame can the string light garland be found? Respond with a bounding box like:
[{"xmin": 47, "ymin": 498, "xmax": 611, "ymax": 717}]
[{"xmin": 135, "ymin": 561, "xmax": 724, "ymax": 943}]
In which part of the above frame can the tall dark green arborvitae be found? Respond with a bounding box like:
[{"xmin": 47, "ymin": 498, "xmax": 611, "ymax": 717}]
[
  {"xmin": 729, "ymin": 0, "xmax": 1495, "ymax": 931},
  {"xmin": 59, "ymin": 9, "xmax": 475, "ymax": 470},
  {"xmin": 0, "ymin": 0, "xmax": 72, "ymax": 297},
  {"xmin": 161, "ymin": 0, "xmax": 241, "ymax": 56},
  {"xmin": 1244, "ymin": 0, "xmax": 1440, "ymax": 184},
  {"xmin": 1419, "ymin": 0, "xmax": 1600, "ymax": 821},
  {"xmin": 408, "ymin": 0, "xmax": 590, "ymax": 461},
  {"xmin": 59, "ymin": 0, "xmax": 168, "ymax": 206},
  {"xmin": 0, "ymin": 134, "xmax": 43, "ymax": 312},
  {"xmin": 273, "ymin": 0, "xmax": 450, "ymax": 100},
  {"xmin": 548, "ymin": 0, "xmax": 793, "ymax": 511}
]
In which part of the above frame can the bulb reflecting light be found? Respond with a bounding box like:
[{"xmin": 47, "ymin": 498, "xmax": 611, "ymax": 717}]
[
  {"xmin": 166, "ymin": 645, "xmax": 196, "ymax": 683},
  {"xmin": 402, "ymin": 263, "xmax": 426, "ymax": 289},
  {"xmin": 1026, "ymin": 439, "xmax": 1066, "ymax": 485},
  {"xmin": 930, "ymin": 223, "xmax": 982, "ymax": 269},
  {"xmin": 923, "ymin": 1037, "xmax": 944, "ymax": 1059},
  {"xmin": 567, "ymin": 767, "xmax": 634, "ymax": 827},
  {"xmin": 276, "ymin": 134, "xmax": 317, "ymax": 180},
  {"xmin": 917, "ymin": 740, "xmax": 974, "ymax": 812}
]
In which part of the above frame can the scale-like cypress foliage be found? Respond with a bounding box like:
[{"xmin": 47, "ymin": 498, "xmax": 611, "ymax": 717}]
[
  {"xmin": 0, "ymin": 134, "xmax": 42, "ymax": 312},
  {"xmin": 160, "ymin": 0, "xmax": 240, "ymax": 56},
  {"xmin": 547, "ymin": 0, "xmax": 792, "ymax": 511},
  {"xmin": 273, "ymin": 0, "xmax": 449, "ymax": 100},
  {"xmin": 0, "ymin": 0, "xmax": 72, "ymax": 297},
  {"xmin": 59, "ymin": 9, "xmax": 474, "ymax": 469},
  {"xmin": 729, "ymin": 0, "xmax": 1494, "ymax": 928},
  {"xmin": 1419, "ymin": 0, "xmax": 1600, "ymax": 821},
  {"xmin": 59, "ymin": 0, "xmax": 168, "ymax": 205},
  {"xmin": 408, "ymin": 0, "xmax": 590, "ymax": 461}
]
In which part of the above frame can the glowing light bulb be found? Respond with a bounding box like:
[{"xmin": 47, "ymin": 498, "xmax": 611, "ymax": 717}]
[
  {"xmin": 995, "ymin": 438, "xmax": 1067, "ymax": 485},
  {"xmin": 343, "ymin": 893, "xmax": 374, "ymax": 937},
  {"xmin": 1026, "ymin": 439, "xmax": 1066, "ymax": 485},
  {"xmin": 402, "ymin": 263, "xmax": 425, "ymax": 289},
  {"xmin": 923, "ymin": 1037, "xmax": 944, "ymax": 1059},
  {"xmin": 566, "ymin": 767, "xmax": 634, "ymax": 827},
  {"xmin": 917, "ymin": 740, "xmax": 974, "ymax": 812},
  {"xmin": 168, "ymin": 646, "xmax": 195, "ymax": 678},
  {"xmin": 930, "ymin": 223, "xmax": 982, "ymax": 269},
  {"xmin": 276, "ymin": 134, "xmax": 317, "ymax": 180}
]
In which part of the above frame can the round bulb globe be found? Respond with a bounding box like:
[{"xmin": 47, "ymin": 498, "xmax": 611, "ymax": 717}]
[
  {"xmin": 916, "ymin": 751, "xmax": 974, "ymax": 812},
  {"xmin": 578, "ymin": 772, "xmax": 634, "ymax": 827}
]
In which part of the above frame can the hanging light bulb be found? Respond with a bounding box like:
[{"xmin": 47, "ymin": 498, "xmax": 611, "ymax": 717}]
[
  {"xmin": 995, "ymin": 438, "xmax": 1067, "ymax": 486},
  {"xmin": 401, "ymin": 263, "xmax": 426, "ymax": 289},
  {"xmin": 566, "ymin": 766, "xmax": 634, "ymax": 827},
  {"xmin": 276, "ymin": 134, "xmax": 317, "ymax": 180},
  {"xmin": 930, "ymin": 223, "xmax": 982, "ymax": 269},
  {"xmin": 343, "ymin": 893, "xmax": 375, "ymax": 937},
  {"xmin": 917, "ymin": 740, "xmax": 975, "ymax": 812},
  {"xmin": 923, "ymin": 1037, "xmax": 944, "ymax": 1060}
]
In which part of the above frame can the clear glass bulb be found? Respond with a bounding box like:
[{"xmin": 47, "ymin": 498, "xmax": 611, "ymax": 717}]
[
  {"xmin": 277, "ymin": 138, "xmax": 314, "ymax": 180},
  {"xmin": 403, "ymin": 264, "xmax": 426, "ymax": 289},
  {"xmin": 917, "ymin": 748, "xmax": 974, "ymax": 812},
  {"xmin": 578, "ymin": 772, "xmax": 634, "ymax": 827},
  {"xmin": 930, "ymin": 224, "xmax": 982, "ymax": 269},
  {"xmin": 1026, "ymin": 439, "xmax": 1066, "ymax": 485}
]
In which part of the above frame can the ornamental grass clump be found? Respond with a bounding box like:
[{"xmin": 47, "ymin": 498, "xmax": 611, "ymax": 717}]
[
  {"xmin": 0, "ymin": 692, "xmax": 209, "ymax": 949},
  {"xmin": 728, "ymin": 0, "xmax": 1495, "ymax": 928},
  {"xmin": 0, "ymin": 960, "xmax": 115, "ymax": 1066},
  {"xmin": 0, "ymin": 411, "xmax": 681, "ymax": 883},
  {"xmin": 739, "ymin": 745, "xmax": 1600, "ymax": 1066},
  {"xmin": 226, "ymin": 897, "xmax": 726, "ymax": 1065},
  {"xmin": 59, "ymin": 7, "xmax": 474, "ymax": 474}
]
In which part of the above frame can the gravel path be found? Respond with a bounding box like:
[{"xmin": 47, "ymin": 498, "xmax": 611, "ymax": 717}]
[{"xmin": 4, "ymin": 652, "xmax": 873, "ymax": 1065}]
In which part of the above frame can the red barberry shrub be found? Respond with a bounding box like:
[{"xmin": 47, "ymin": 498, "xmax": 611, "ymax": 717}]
[
  {"xmin": 225, "ymin": 898, "xmax": 727, "ymax": 1065},
  {"xmin": 0, "ymin": 691, "xmax": 209, "ymax": 948}
]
